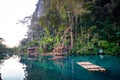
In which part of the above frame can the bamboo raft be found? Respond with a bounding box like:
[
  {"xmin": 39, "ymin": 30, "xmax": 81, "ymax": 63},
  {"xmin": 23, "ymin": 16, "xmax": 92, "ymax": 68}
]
[{"xmin": 77, "ymin": 62, "xmax": 106, "ymax": 72}]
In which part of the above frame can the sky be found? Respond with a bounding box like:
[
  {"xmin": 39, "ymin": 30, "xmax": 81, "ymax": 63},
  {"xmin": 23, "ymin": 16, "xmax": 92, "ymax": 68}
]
[{"xmin": 0, "ymin": 0, "xmax": 38, "ymax": 47}]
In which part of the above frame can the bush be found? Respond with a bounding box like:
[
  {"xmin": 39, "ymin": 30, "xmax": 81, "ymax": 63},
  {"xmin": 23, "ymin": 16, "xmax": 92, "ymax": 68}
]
[
  {"xmin": 39, "ymin": 37, "xmax": 54, "ymax": 53},
  {"xmin": 98, "ymin": 40, "xmax": 109, "ymax": 49},
  {"xmin": 70, "ymin": 48, "xmax": 76, "ymax": 54},
  {"xmin": 105, "ymin": 42, "xmax": 120, "ymax": 55}
]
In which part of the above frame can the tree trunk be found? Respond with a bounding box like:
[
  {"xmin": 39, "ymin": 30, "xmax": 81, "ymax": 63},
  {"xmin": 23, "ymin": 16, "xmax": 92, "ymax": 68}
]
[{"xmin": 70, "ymin": 16, "xmax": 74, "ymax": 49}]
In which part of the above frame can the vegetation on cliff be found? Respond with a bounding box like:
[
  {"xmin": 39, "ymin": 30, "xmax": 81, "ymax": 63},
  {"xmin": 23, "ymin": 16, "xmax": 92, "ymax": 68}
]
[{"xmin": 19, "ymin": 0, "xmax": 120, "ymax": 55}]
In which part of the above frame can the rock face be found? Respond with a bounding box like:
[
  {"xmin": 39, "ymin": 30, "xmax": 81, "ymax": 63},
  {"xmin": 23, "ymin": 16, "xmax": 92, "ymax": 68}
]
[
  {"xmin": 33, "ymin": 0, "xmax": 44, "ymax": 18},
  {"xmin": 28, "ymin": 0, "xmax": 45, "ymax": 41}
]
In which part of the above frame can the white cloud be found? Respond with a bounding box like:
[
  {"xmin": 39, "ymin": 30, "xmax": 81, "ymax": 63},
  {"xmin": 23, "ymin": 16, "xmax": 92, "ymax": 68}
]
[{"xmin": 0, "ymin": 0, "xmax": 38, "ymax": 47}]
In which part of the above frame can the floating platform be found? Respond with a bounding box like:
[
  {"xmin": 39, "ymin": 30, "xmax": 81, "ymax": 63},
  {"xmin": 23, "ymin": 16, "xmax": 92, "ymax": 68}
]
[{"xmin": 77, "ymin": 62, "xmax": 106, "ymax": 72}]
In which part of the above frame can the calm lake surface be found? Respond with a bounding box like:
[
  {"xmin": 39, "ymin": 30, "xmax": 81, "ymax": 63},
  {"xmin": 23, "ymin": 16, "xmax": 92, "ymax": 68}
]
[{"xmin": 0, "ymin": 55, "xmax": 120, "ymax": 80}]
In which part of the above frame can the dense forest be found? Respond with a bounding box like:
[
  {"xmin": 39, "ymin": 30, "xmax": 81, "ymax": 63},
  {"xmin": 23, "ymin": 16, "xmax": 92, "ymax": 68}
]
[{"xmin": 19, "ymin": 0, "xmax": 120, "ymax": 55}]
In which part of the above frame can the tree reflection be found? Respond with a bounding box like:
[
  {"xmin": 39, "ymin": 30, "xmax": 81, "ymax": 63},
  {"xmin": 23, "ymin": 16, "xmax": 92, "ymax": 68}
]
[{"xmin": 20, "ymin": 56, "xmax": 73, "ymax": 80}]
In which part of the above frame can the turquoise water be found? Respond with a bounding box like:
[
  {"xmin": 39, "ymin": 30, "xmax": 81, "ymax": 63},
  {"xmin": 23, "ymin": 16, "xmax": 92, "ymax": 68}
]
[{"xmin": 0, "ymin": 55, "xmax": 120, "ymax": 80}]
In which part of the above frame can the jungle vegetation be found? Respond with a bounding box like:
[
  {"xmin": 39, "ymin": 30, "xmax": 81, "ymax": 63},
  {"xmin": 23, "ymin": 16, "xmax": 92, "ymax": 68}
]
[{"xmin": 19, "ymin": 0, "xmax": 120, "ymax": 55}]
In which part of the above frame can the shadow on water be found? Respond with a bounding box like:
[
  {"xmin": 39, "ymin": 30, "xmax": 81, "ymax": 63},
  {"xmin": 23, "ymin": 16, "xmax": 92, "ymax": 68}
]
[{"xmin": 0, "ymin": 55, "xmax": 120, "ymax": 80}]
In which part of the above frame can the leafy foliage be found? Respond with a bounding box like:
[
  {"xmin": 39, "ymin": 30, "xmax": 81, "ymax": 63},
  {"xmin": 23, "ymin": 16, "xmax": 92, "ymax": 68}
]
[{"xmin": 18, "ymin": 0, "xmax": 120, "ymax": 55}]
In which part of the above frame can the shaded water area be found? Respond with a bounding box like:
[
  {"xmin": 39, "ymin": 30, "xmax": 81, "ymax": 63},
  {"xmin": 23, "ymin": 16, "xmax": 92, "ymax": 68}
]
[{"xmin": 0, "ymin": 55, "xmax": 120, "ymax": 80}]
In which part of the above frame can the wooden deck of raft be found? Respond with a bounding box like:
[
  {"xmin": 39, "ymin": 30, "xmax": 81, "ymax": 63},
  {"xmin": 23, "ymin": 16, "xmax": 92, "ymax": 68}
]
[{"xmin": 77, "ymin": 62, "xmax": 106, "ymax": 72}]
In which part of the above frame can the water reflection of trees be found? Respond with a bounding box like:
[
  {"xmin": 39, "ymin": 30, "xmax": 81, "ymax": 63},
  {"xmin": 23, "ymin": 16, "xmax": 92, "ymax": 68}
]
[
  {"xmin": 20, "ymin": 55, "xmax": 120, "ymax": 80},
  {"xmin": 20, "ymin": 56, "xmax": 76, "ymax": 80},
  {"xmin": 20, "ymin": 59, "xmax": 42, "ymax": 80}
]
